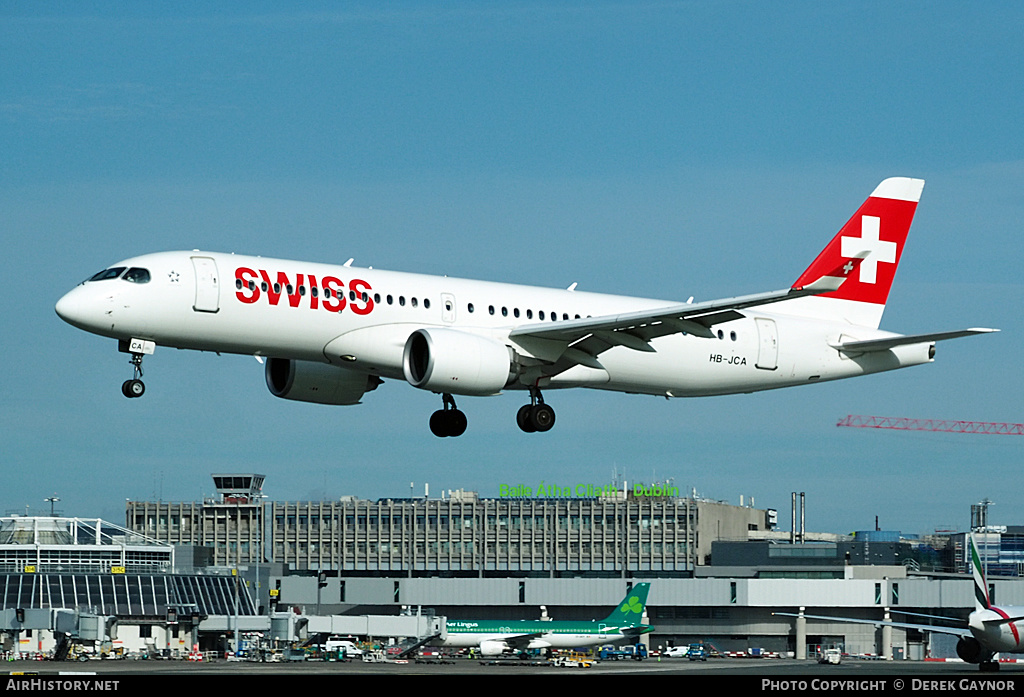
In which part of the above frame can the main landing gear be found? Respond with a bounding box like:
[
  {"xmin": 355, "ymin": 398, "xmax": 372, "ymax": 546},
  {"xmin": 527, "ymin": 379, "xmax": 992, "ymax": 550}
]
[
  {"xmin": 430, "ymin": 393, "xmax": 467, "ymax": 438},
  {"xmin": 517, "ymin": 387, "xmax": 555, "ymax": 433},
  {"xmin": 427, "ymin": 389, "xmax": 557, "ymax": 437},
  {"xmin": 121, "ymin": 351, "xmax": 145, "ymax": 399}
]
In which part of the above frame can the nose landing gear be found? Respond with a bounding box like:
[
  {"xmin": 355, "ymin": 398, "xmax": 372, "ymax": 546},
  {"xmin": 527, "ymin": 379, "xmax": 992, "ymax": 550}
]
[
  {"xmin": 118, "ymin": 338, "xmax": 154, "ymax": 399},
  {"xmin": 121, "ymin": 352, "xmax": 145, "ymax": 398},
  {"xmin": 429, "ymin": 393, "xmax": 468, "ymax": 437}
]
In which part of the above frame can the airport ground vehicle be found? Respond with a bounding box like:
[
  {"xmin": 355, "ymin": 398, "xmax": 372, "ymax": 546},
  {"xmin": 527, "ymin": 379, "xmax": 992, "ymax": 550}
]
[
  {"xmin": 687, "ymin": 643, "xmax": 708, "ymax": 661},
  {"xmin": 818, "ymin": 648, "xmax": 842, "ymax": 665},
  {"xmin": 551, "ymin": 652, "xmax": 594, "ymax": 668}
]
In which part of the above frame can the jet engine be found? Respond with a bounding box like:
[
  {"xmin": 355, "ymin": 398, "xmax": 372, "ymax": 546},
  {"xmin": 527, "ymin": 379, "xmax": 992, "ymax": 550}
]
[
  {"xmin": 265, "ymin": 358, "xmax": 380, "ymax": 405},
  {"xmin": 956, "ymin": 636, "xmax": 984, "ymax": 664},
  {"xmin": 403, "ymin": 328, "xmax": 517, "ymax": 396},
  {"xmin": 479, "ymin": 640, "xmax": 508, "ymax": 657}
]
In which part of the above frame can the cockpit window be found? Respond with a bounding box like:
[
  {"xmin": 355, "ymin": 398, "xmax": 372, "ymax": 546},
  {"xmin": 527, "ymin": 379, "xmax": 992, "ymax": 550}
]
[
  {"xmin": 87, "ymin": 267, "xmax": 126, "ymax": 282},
  {"xmin": 123, "ymin": 267, "xmax": 151, "ymax": 284}
]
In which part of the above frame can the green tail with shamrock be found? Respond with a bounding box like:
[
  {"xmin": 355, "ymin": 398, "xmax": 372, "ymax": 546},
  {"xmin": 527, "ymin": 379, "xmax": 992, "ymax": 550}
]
[{"xmin": 604, "ymin": 583, "xmax": 650, "ymax": 625}]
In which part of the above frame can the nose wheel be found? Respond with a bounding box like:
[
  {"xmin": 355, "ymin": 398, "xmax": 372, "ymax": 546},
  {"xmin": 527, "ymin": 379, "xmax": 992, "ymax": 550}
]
[
  {"xmin": 121, "ymin": 351, "xmax": 146, "ymax": 399},
  {"xmin": 517, "ymin": 387, "xmax": 555, "ymax": 433},
  {"xmin": 430, "ymin": 393, "xmax": 467, "ymax": 437}
]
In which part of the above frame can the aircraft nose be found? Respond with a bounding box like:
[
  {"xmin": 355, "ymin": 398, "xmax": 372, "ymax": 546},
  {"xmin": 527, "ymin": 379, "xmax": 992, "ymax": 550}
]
[{"xmin": 55, "ymin": 286, "xmax": 98, "ymax": 330}]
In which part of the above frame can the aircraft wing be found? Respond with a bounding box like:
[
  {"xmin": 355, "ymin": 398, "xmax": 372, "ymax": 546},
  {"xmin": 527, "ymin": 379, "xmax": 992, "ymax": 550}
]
[
  {"xmin": 509, "ymin": 262, "xmax": 857, "ymax": 367},
  {"xmin": 773, "ymin": 612, "xmax": 971, "ymax": 638},
  {"xmin": 832, "ymin": 328, "xmax": 998, "ymax": 353}
]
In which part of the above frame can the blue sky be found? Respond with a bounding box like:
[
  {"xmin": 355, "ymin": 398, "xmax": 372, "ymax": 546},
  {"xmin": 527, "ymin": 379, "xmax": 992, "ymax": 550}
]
[{"xmin": 2, "ymin": 2, "xmax": 1022, "ymax": 536}]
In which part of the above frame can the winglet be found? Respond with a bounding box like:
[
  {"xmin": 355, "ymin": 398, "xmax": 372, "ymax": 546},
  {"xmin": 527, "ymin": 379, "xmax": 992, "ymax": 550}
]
[{"xmin": 793, "ymin": 257, "xmax": 864, "ymax": 293}]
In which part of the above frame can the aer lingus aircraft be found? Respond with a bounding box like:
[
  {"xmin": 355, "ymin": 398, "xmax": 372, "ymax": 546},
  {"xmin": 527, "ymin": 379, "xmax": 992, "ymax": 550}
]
[
  {"xmin": 777, "ymin": 536, "xmax": 1024, "ymax": 672},
  {"xmin": 439, "ymin": 582, "xmax": 652, "ymax": 655},
  {"xmin": 55, "ymin": 177, "xmax": 994, "ymax": 437}
]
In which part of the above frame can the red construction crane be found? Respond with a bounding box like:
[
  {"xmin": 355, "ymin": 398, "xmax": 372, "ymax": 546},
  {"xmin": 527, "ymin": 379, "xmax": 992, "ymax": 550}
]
[{"xmin": 837, "ymin": 414, "xmax": 1024, "ymax": 435}]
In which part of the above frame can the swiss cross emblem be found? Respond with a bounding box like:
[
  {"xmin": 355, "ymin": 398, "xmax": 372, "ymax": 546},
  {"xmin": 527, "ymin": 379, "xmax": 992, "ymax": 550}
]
[{"xmin": 840, "ymin": 215, "xmax": 897, "ymax": 284}]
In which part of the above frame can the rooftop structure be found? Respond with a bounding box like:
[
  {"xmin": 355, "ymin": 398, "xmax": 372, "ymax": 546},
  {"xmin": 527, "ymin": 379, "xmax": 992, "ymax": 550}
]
[{"xmin": 0, "ymin": 517, "xmax": 173, "ymax": 574}]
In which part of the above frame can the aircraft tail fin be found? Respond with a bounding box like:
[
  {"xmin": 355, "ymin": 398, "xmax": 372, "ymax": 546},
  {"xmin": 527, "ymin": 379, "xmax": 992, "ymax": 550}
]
[
  {"xmin": 970, "ymin": 534, "xmax": 992, "ymax": 611},
  {"xmin": 781, "ymin": 177, "xmax": 924, "ymax": 329},
  {"xmin": 604, "ymin": 583, "xmax": 650, "ymax": 626}
]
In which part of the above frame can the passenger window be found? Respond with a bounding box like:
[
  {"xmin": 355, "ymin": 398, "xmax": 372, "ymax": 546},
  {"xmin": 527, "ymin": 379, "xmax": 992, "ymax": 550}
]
[
  {"xmin": 424, "ymin": 298, "xmax": 430, "ymax": 309},
  {"xmin": 411, "ymin": 297, "xmax": 418, "ymax": 307},
  {"xmin": 468, "ymin": 303, "xmax": 474, "ymax": 313}
]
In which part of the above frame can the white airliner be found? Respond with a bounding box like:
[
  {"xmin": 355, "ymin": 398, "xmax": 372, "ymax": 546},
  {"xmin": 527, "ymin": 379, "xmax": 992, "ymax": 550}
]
[
  {"xmin": 55, "ymin": 177, "xmax": 994, "ymax": 437},
  {"xmin": 777, "ymin": 535, "xmax": 1024, "ymax": 672}
]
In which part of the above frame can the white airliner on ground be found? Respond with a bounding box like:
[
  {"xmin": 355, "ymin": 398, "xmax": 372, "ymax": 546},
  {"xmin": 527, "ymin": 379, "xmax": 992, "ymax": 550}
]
[
  {"xmin": 55, "ymin": 177, "xmax": 994, "ymax": 436},
  {"xmin": 777, "ymin": 536, "xmax": 1024, "ymax": 672}
]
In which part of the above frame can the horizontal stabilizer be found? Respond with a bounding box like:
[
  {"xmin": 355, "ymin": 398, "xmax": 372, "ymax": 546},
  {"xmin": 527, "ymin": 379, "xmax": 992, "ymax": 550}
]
[
  {"xmin": 982, "ymin": 614, "xmax": 1024, "ymax": 627},
  {"xmin": 833, "ymin": 328, "xmax": 998, "ymax": 354},
  {"xmin": 772, "ymin": 612, "xmax": 970, "ymax": 638}
]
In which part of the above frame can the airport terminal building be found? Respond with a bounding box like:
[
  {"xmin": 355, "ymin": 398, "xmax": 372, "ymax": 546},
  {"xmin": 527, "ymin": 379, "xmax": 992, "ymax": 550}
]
[
  {"xmin": 2, "ymin": 473, "xmax": 1022, "ymax": 660},
  {"xmin": 117, "ymin": 475, "xmax": 1023, "ymax": 659}
]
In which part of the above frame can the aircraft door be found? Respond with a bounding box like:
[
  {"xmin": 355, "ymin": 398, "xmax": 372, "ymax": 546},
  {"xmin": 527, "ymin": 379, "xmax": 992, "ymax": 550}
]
[
  {"xmin": 191, "ymin": 256, "xmax": 220, "ymax": 313},
  {"xmin": 755, "ymin": 318, "xmax": 778, "ymax": 370},
  {"xmin": 441, "ymin": 293, "xmax": 456, "ymax": 324}
]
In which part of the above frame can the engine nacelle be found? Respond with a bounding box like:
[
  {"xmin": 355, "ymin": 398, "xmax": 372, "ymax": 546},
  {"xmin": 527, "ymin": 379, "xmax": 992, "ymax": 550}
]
[
  {"xmin": 956, "ymin": 636, "xmax": 984, "ymax": 664},
  {"xmin": 479, "ymin": 640, "xmax": 508, "ymax": 657},
  {"xmin": 403, "ymin": 328, "xmax": 516, "ymax": 396},
  {"xmin": 266, "ymin": 358, "xmax": 380, "ymax": 405}
]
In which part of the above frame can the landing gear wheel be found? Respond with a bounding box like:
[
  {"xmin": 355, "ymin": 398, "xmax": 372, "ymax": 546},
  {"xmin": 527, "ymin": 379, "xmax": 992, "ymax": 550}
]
[
  {"xmin": 517, "ymin": 405, "xmax": 536, "ymax": 433},
  {"xmin": 121, "ymin": 379, "xmax": 145, "ymax": 398},
  {"xmin": 429, "ymin": 393, "xmax": 467, "ymax": 437},
  {"xmin": 518, "ymin": 386, "xmax": 555, "ymax": 433},
  {"xmin": 529, "ymin": 403, "xmax": 555, "ymax": 432},
  {"xmin": 122, "ymin": 347, "xmax": 147, "ymax": 398},
  {"xmin": 429, "ymin": 410, "xmax": 448, "ymax": 437},
  {"xmin": 448, "ymin": 409, "xmax": 468, "ymax": 437}
]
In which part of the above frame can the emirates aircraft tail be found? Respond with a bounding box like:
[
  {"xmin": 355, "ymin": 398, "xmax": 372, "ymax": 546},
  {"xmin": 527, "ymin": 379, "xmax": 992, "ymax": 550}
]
[
  {"xmin": 970, "ymin": 534, "xmax": 992, "ymax": 612},
  {"xmin": 781, "ymin": 177, "xmax": 924, "ymax": 329}
]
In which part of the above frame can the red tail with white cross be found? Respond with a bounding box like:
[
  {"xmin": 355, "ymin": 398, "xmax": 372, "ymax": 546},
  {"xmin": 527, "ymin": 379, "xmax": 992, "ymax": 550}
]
[{"xmin": 785, "ymin": 177, "xmax": 924, "ymax": 329}]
